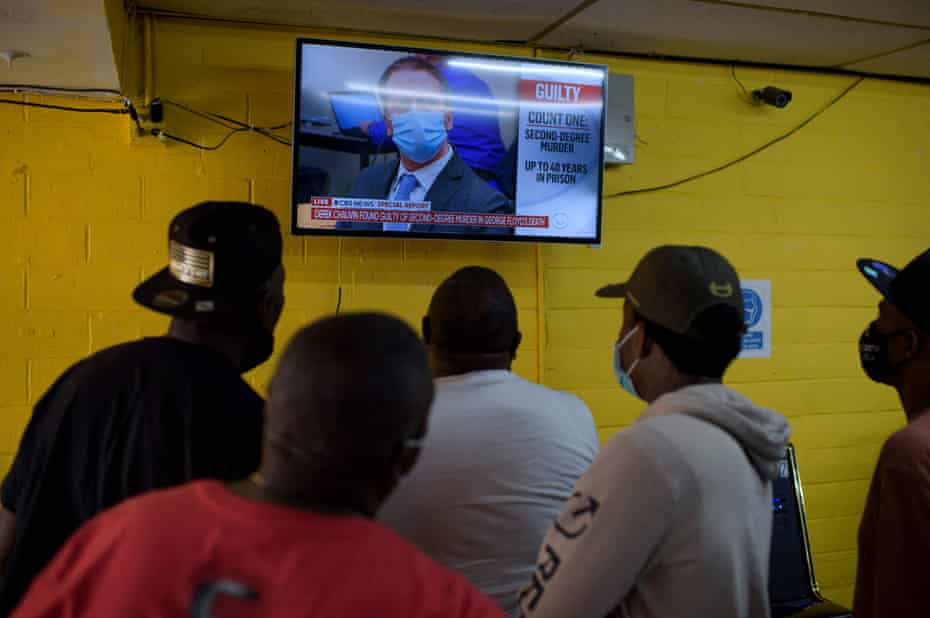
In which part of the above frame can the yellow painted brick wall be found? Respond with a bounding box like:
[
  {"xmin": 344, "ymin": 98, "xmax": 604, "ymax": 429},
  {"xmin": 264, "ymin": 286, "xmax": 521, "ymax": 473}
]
[{"xmin": 1, "ymin": 16, "xmax": 928, "ymax": 607}]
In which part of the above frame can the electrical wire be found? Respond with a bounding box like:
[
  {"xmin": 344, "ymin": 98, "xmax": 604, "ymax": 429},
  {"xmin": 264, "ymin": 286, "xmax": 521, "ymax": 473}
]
[
  {"xmin": 0, "ymin": 88, "xmax": 124, "ymax": 104},
  {"xmin": 0, "ymin": 83, "xmax": 122, "ymax": 95},
  {"xmin": 163, "ymin": 98, "xmax": 292, "ymax": 143},
  {"xmin": 203, "ymin": 108, "xmax": 292, "ymax": 133},
  {"xmin": 0, "ymin": 84, "xmax": 129, "ymax": 115},
  {"xmin": 0, "ymin": 98, "xmax": 129, "ymax": 114},
  {"xmin": 161, "ymin": 98, "xmax": 243, "ymax": 130},
  {"xmin": 208, "ymin": 116, "xmax": 291, "ymax": 145},
  {"xmin": 830, "ymin": 36, "xmax": 930, "ymax": 69},
  {"xmin": 125, "ymin": 98, "xmax": 144, "ymax": 132},
  {"xmin": 603, "ymin": 76, "xmax": 865, "ymax": 199},
  {"xmin": 162, "ymin": 98, "xmax": 292, "ymax": 146},
  {"xmin": 730, "ymin": 65, "xmax": 754, "ymax": 102},
  {"xmin": 152, "ymin": 127, "xmax": 248, "ymax": 151},
  {"xmin": 155, "ymin": 123, "xmax": 290, "ymax": 151},
  {"xmin": 0, "ymin": 83, "xmax": 291, "ymax": 150}
]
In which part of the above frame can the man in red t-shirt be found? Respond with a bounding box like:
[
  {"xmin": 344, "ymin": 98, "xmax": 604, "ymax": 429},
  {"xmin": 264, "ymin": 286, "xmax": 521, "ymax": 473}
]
[
  {"xmin": 12, "ymin": 313, "xmax": 504, "ymax": 618},
  {"xmin": 854, "ymin": 250, "xmax": 930, "ymax": 618}
]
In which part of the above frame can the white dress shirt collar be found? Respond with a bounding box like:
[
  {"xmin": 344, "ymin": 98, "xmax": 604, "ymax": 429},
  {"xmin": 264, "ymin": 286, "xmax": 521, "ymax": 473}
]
[{"xmin": 393, "ymin": 146, "xmax": 454, "ymax": 197}]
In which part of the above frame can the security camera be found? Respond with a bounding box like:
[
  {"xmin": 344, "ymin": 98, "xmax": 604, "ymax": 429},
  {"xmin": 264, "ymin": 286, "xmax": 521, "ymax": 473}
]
[{"xmin": 753, "ymin": 86, "xmax": 792, "ymax": 108}]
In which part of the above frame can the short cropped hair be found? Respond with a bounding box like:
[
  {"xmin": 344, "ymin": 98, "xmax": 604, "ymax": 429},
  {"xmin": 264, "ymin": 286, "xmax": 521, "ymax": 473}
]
[
  {"xmin": 639, "ymin": 304, "xmax": 746, "ymax": 379},
  {"xmin": 377, "ymin": 56, "xmax": 449, "ymax": 108},
  {"xmin": 427, "ymin": 266, "xmax": 518, "ymax": 355},
  {"xmin": 267, "ymin": 312, "xmax": 434, "ymax": 465}
]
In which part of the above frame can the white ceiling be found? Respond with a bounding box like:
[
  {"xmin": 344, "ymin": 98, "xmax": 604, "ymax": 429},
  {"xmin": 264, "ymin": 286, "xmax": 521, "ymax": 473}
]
[
  {"xmin": 141, "ymin": 0, "xmax": 567, "ymax": 43},
  {"xmin": 538, "ymin": 0, "xmax": 929, "ymax": 70},
  {"xmin": 0, "ymin": 0, "xmax": 120, "ymax": 89},
  {"xmin": 730, "ymin": 0, "xmax": 930, "ymax": 28},
  {"xmin": 142, "ymin": 0, "xmax": 930, "ymax": 79},
  {"xmin": 1, "ymin": 0, "xmax": 928, "ymax": 91}
]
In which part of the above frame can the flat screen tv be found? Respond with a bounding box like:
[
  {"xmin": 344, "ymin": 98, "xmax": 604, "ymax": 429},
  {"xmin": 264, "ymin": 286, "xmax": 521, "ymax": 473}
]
[{"xmin": 291, "ymin": 39, "xmax": 608, "ymax": 244}]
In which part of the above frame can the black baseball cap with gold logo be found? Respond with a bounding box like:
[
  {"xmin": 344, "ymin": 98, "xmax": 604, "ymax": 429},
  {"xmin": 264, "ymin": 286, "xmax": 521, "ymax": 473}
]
[
  {"xmin": 133, "ymin": 201, "xmax": 282, "ymax": 320},
  {"xmin": 596, "ymin": 245, "xmax": 744, "ymax": 339}
]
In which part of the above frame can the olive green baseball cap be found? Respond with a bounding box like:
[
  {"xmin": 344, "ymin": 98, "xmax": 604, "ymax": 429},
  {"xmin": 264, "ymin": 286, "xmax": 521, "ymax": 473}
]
[{"xmin": 596, "ymin": 245, "xmax": 744, "ymax": 339}]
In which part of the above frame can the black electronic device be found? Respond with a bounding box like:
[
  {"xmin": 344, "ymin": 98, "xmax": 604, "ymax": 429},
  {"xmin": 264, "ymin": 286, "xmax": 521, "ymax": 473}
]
[{"xmin": 769, "ymin": 445, "xmax": 853, "ymax": 618}]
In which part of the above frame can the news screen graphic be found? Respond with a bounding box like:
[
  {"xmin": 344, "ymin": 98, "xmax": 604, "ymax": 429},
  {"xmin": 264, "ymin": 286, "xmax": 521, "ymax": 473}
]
[
  {"xmin": 303, "ymin": 197, "xmax": 548, "ymax": 230},
  {"xmin": 515, "ymin": 66, "xmax": 605, "ymax": 238},
  {"xmin": 291, "ymin": 39, "xmax": 607, "ymax": 244}
]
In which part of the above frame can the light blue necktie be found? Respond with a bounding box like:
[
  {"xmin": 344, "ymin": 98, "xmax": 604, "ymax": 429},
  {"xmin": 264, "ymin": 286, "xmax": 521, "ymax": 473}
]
[{"xmin": 384, "ymin": 173, "xmax": 419, "ymax": 232}]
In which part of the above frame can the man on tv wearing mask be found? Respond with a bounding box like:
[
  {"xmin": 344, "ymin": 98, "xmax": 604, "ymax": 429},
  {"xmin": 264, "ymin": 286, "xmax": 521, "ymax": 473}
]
[
  {"xmin": 854, "ymin": 249, "xmax": 930, "ymax": 618},
  {"xmin": 359, "ymin": 54, "xmax": 508, "ymax": 193},
  {"xmin": 0, "ymin": 202, "xmax": 284, "ymax": 615},
  {"xmin": 339, "ymin": 56, "xmax": 514, "ymax": 236},
  {"xmin": 519, "ymin": 246, "xmax": 791, "ymax": 618}
]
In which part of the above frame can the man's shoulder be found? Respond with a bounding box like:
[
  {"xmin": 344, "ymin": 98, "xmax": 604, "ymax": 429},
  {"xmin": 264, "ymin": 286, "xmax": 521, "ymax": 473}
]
[
  {"xmin": 881, "ymin": 414, "xmax": 930, "ymax": 474},
  {"xmin": 57, "ymin": 338, "xmax": 261, "ymax": 416},
  {"xmin": 573, "ymin": 422, "xmax": 687, "ymax": 508},
  {"xmin": 597, "ymin": 418, "xmax": 695, "ymax": 479},
  {"xmin": 119, "ymin": 480, "xmax": 204, "ymax": 513},
  {"xmin": 45, "ymin": 338, "xmax": 174, "ymax": 394},
  {"xmin": 76, "ymin": 482, "xmax": 206, "ymax": 542},
  {"xmin": 77, "ymin": 337, "xmax": 200, "ymax": 368},
  {"xmin": 350, "ymin": 160, "xmax": 396, "ymax": 196},
  {"xmin": 361, "ymin": 519, "xmax": 477, "ymax": 577},
  {"xmin": 448, "ymin": 157, "xmax": 508, "ymax": 205},
  {"xmin": 505, "ymin": 374, "xmax": 592, "ymax": 416},
  {"xmin": 358, "ymin": 160, "xmax": 396, "ymax": 179},
  {"xmin": 601, "ymin": 420, "xmax": 661, "ymax": 455},
  {"xmin": 75, "ymin": 337, "xmax": 248, "ymax": 386},
  {"xmin": 49, "ymin": 484, "xmax": 214, "ymax": 590},
  {"xmin": 368, "ymin": 523, "xmax": 502, "ymax": 614},
  {"xmin": 68, "ymin": 337, "xmax": 157, "ymax": 367},
  {"xmin": 440, "ymin": 372, "xmax": 591, "ymax": 421}
]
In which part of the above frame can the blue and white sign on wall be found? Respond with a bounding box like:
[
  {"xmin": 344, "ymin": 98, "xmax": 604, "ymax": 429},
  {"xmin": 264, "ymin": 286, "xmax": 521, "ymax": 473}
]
[{"xmin": 739, "ymin": 279, "xmax": 772, "ymax": 359}]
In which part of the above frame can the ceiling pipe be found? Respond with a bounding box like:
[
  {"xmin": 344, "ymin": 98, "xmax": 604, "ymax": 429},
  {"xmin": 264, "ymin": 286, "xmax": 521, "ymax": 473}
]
[{"xmin": 144, "ymin": 13, "xmax": 154, "ymax": 108}]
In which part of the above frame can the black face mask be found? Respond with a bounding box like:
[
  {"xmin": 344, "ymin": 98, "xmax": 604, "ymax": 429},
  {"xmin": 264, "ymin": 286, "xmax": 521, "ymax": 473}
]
[
  {"xmin": 859, "ymin": 322, "xmax": 914, "ymax": 384},
  {"xmin": 238, "ymin": 326, "xmax": 274, "ymax": 374}
]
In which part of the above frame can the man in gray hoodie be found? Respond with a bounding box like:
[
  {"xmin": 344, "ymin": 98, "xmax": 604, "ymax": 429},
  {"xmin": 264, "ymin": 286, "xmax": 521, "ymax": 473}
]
[{"xmin": 519, "ymin": 245, "xmax": 791, "ymax": 618}]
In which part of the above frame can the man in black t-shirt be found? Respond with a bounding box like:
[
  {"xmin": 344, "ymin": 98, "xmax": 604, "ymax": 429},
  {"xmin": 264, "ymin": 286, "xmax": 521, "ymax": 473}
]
[{"xmin": 0, "ymin": 201, "xmax": 285, "ymax": 615}]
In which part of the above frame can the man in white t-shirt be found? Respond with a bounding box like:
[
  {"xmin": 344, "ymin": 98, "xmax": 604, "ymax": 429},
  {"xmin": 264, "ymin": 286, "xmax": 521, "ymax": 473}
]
[{"xmin": 379, "ymin": 266, "xmax": 598, "ymax": 616}]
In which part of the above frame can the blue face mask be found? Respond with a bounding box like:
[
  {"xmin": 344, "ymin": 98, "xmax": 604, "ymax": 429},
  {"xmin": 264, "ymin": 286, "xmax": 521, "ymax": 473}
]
[
  {"xmin": 390, "ymin": 111, "xmax": 448, "ymax": 164},
  {"xmin": 613, "ymin": 325, "xmax": 641, "ymax": 399}
]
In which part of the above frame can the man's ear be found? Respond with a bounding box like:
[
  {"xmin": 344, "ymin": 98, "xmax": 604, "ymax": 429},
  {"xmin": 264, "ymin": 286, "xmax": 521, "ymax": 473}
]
[
  {"xmin": 421, "ymin": 316, "xmax": 431, "ymax": 345},
  {"xmin": 378, "ymin": 444, "xmax": 421, "ymax": 507},
  {"xmin": 444, "ymin": 110, "xmax": 453, "ymax": 131},
  {"xmin": 256, "ymin": 287, "xmax": 283, "ymax": 332},
  {"xmin": 904, "ymin": 329, "xmax": 922, "ymax": 360},
  {"xmin": 385, "ymin": 114, "xmax": 394, "ymax": 137},
  {"xmin": 511, "ymin": 331, "xmax": 523, "ymax": 360},
  {"xmin": 635, "ymin": 323, "xmax": 654, "ymax": 360},
  {"xmin": 395, "ymin": 417, "xmax": 428, "ymax": 480}
]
